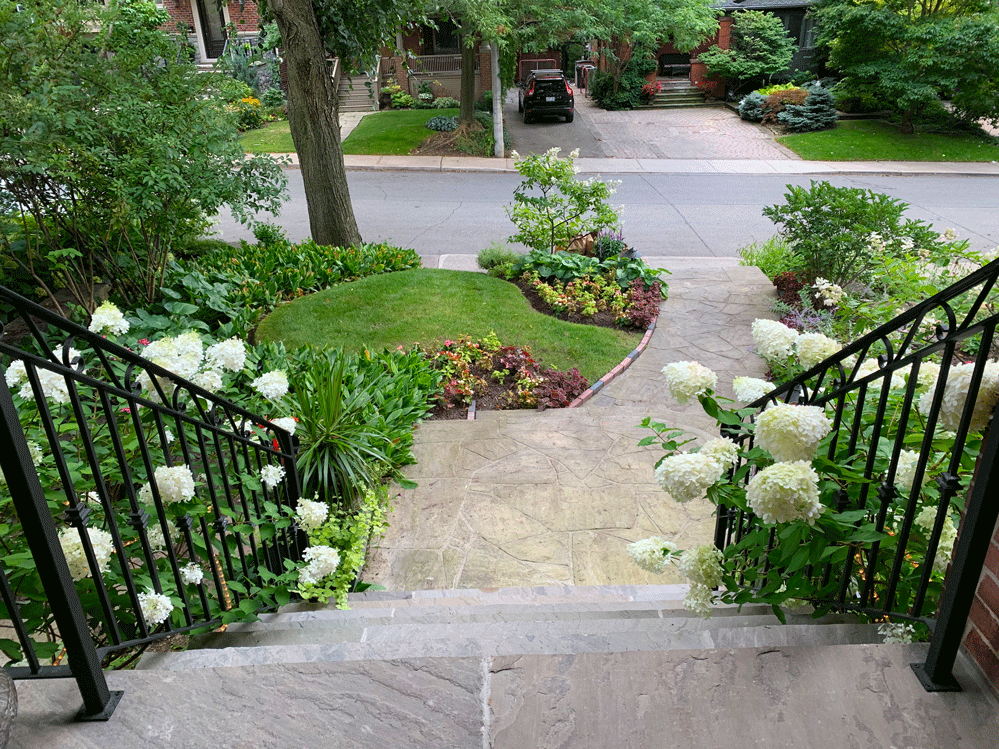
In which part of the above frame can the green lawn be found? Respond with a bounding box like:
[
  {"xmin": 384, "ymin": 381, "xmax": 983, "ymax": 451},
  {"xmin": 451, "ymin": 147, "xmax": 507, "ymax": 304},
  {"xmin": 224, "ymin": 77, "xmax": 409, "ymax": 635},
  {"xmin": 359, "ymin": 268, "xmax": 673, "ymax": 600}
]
[
  {"xmin": 240, "ymin": 109, "xmax": 461, "ymax": 155},
  {"xmin": 341, "ymin": 108, "xmax": 459, "ymax": 155},
  {"xmin": 254, "ymin": 268, "xmax": 641, "ymax": 382},
  {"xmin": 778, "ymin": 119, "xmax": 999, "ymax": 161}
]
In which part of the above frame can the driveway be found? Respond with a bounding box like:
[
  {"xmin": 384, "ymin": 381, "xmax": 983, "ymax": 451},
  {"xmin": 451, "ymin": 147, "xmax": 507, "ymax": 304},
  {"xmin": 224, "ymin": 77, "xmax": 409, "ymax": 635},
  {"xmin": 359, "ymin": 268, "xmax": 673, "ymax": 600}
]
[{"xmin": 504, "ymin": 88, "xmax": 796, "ymax": 161}]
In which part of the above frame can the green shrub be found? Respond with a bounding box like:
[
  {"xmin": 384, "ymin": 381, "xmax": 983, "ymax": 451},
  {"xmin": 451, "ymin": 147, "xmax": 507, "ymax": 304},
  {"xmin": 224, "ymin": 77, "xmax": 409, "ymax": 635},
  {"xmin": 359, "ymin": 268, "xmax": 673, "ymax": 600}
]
[
  {"xmin": 738, "ymin": 92, "xmax": 766, "ymax": 122},
  {"xmin": 252, "ymin": 222, "xmax": 288, "ymax": 248},
  {"xmin": 778, "ymin": 85, "xmax": 838, "ymax": 133},
  {"xmin": 737, "ymin": 236, "xmax": 802, "ymax": 281},
  {"xmin": 390, "ymin": 91, "xmax": 415, "ymax": 109},
  {"xmin": 261, "ymin": 87, "xmax": 285, "ymax": 108},
  {"xmin": 756, "ymin": 82, "xmax": 797, "ymax": 96},
  {"xmin": 761, "ymin": 88, "xmax": 807, "ymax": 124},
  {"xmin": 432, "ymin": 96, "xmax": 460, "ymax": 109},
  {"xmin": 175, "ymin": 237, "xmax": 232, "ymax": 260},
  {"xmin": 477, "ymin": 241, "xmax": 524, "ymax": 270},
  {"xmin": 761, "ymin": 180, "xmax": 942, "ymax": 287},
  {"xmin": 475, "ymin": 91, "xmax": 494, "ymax": 112},
  {"xmin": 513, "ymin": 250, "xmax": 667, "ymax": 293},
  {"xmin": 426, "ymin": 115, "xmax": 458, "ymax": 132}
]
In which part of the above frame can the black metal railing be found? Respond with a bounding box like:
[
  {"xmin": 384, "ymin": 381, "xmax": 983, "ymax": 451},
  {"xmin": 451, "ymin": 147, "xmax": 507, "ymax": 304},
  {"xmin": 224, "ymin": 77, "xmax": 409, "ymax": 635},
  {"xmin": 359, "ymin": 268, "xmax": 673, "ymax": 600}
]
[
  {"xmin": 714, "ymin": 258, "xmax": 999, "ymax": 691},
  {"xmin": 0, "ymin": 286, "xmax": 304, "ymax": 719}
]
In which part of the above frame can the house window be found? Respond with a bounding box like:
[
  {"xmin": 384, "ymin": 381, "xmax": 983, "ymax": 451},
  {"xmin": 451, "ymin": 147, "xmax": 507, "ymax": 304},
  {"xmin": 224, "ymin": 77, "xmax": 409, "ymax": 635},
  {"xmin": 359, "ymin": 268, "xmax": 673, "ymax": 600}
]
[
  {"xmin": 433, "ymin": 19, "xmax": 460, "ymax": 54},
  {"xmin": 800, "ymin": 16, "xmax": 817, "ymax": 50}
]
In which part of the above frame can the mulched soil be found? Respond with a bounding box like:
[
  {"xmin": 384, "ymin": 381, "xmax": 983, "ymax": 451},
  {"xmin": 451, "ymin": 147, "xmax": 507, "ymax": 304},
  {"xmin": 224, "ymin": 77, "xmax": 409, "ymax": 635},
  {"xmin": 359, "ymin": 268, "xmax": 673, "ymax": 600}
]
[{"xmin": 410, "ymin": 130, "xmax": 475, "ymax": 158}]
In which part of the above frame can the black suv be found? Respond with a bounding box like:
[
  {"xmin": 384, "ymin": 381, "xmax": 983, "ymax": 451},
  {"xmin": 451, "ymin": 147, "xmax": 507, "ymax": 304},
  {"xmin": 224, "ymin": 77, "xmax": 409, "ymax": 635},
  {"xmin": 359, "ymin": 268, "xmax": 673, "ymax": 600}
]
[{"xmin": 518, "ymin": 70, "xmax": 574, "ymax": 124}]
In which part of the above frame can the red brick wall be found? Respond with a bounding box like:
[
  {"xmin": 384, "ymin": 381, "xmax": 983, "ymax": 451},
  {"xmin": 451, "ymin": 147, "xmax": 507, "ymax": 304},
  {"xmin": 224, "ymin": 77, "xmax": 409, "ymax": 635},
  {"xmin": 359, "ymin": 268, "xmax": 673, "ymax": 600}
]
[{"xmin": 964, "ymin": 518, "xmax": 999, "ymax": 690}]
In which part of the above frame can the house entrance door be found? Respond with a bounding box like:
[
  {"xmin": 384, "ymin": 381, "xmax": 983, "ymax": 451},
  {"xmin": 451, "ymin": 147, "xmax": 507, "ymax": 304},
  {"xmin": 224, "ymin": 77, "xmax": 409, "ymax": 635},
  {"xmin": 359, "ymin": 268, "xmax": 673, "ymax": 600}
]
[{"xmin": 195, "ymin": 0, "xmax": 227, "ymax": 59}]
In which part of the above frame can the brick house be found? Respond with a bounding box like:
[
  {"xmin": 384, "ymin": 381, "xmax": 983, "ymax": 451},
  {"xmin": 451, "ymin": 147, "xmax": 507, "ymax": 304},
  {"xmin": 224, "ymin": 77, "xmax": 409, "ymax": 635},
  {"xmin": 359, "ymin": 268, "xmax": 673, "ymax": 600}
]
[{"xmin": 158, "ymin": 0, "xmax": 261, "ymax": 64}]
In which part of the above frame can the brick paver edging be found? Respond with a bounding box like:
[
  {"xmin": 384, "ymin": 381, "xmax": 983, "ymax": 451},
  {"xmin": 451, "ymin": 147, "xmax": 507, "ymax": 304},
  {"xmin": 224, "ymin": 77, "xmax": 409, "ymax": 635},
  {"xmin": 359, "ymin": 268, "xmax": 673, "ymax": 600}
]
[{"xmin": 567, "ymin": 312, "xmax": 659, "ymax": 408}]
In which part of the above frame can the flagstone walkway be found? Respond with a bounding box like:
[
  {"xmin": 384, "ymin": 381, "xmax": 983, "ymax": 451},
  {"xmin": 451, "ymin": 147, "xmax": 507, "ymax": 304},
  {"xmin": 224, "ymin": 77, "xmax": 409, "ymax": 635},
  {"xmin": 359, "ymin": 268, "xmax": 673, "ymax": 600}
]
[{"xmin": 364, "ymin": 260, "xmax": 775, "ymax": 590}]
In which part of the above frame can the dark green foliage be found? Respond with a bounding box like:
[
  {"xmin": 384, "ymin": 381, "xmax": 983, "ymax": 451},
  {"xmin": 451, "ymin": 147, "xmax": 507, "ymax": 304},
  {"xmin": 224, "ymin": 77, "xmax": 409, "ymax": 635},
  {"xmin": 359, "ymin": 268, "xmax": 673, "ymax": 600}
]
[
  {"xmin": 738, "ymin": 92, "xmax": 767, "ymax": 122},
  {"xmin": 512, "ymin": 250, "xmax": 668, "ymax": 294},
  {"xmin": 778, "ymin": 85, "xmax": 838, "ymax": 132},
  {"xmin": 426, "ymin": 115, "xmax": 459, "ymax": 131},
  {"xmin": 175, "ymin": 238, "xmax": 233, "ymax": 260},
  {"xmin": 698, "ymin": 11, "xmax": 795, "ymax": 94},
  {"xmin": 591, "ymin": 49, "xmax": 657, "ymax": 110}
]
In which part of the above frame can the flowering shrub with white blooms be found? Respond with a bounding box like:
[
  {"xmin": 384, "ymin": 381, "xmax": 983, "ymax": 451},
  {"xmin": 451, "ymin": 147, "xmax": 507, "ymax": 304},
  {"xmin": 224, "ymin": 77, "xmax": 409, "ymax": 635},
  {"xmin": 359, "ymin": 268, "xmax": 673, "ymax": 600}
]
[
  {"xmin": 678, "ymin": 545, "xmax": 724, "ymax": 589},
  {"xmin": 918, "ymin": 361, "xmax": 999, "ymax": 433},
  {"xmin": 698, "ymin": 437, "xmax": 739, "ymax": 470},
  {"xmin": 137, "ymin": 590, "xmax": 174, "ymax": 627},
  {"xmin": 655, "ymin": 453, "xmax": 726, "ymax": 503},
  {"xmin": 684, "ymin": 584, "xmax": 714, "ymax": 618},
  {"xmin": 812, "ymin": 278, "xmax": 844, "ymax": 308},
  {"xmin": 298, "ymin": 545, "xmax": 341, "ymax": 586},
  {"xmin": 794, "ymin": 332, "xmax": 840, "ymax": 370},
  {"xmin": 627, "ymin": 537, "xmax": 677, "ymax": 574},
  {"xmin": 270, "ymin": 417, "xmax": 297, "ymax": 435},
  {"xmin": 751, "ymin": 319, "xmax": 799, "ymax": 361},
  {"xmin": 140, "ymin": 465, "xmax": 196, "ymax": 505},
  {"xmin": 88, "ymin": 301, "xmax": 130, "ymax": 336},
  {"xmin": 746, "ymin": 461, "xmax": 822, "ymax": 525},
  {"xmin": 180, "ymin": 563, "xmax": 205, "ymax": 586},
  {"xmin": 59, "ymin": 527, "xmax": 115, "ymax": 581},
  {"xmin": 733, "ymin": 376, "xmax": 772, "ymax": 403},
  {"xmin": 894, "ymin": 450, "xmax": 921, "ymax": 493},
  {"xmin": 251, "ymin": 370, "xmax": 289, "ymax": 401},
  {"xmin": 662, "ymin": 361, "xmax": 718, "ymax": 404},
  {"xmin": 204, "ymin": 337, "xmax": 247, "ymax": 372},
  {"xmin": 260, "ymin": 463, "xmax": 285, "ymax": 489},
  {"xmin": 754, "ymin": 403, "xmax": 832, "ymax": 463},
  {"xmin": 295, "ymin": 498, "xmax": 329, "ymax": 534}
]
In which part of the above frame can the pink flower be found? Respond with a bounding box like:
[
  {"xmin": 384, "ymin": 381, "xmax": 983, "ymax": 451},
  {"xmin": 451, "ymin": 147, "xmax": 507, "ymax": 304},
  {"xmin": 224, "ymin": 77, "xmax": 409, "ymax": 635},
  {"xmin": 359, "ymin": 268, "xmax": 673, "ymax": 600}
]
[{"xmin": 138, "ymin": 339, "xmax": 150, "ymax": 346}]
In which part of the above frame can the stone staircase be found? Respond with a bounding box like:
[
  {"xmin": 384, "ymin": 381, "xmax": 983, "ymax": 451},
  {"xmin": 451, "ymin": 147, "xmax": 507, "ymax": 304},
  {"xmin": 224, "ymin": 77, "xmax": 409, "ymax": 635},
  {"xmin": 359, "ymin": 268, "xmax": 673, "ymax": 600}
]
[
  {"xmin": 338, "ymin": 73, "xmax": 379, "ymax": 112},
  {"xmin": 642, "ymin": 80, "xmax": 706, "ymax": 109},
  {"xmin": 137, "ymin": 585, "xmax": 882, "ymax": 672}
]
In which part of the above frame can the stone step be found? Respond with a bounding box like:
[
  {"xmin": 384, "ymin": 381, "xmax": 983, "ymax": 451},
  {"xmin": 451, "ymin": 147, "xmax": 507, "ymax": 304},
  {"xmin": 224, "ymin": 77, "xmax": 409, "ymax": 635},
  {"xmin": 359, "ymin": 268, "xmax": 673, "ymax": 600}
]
[{"xmin": 347, "ymin": 583, "xmax": 690, "ymax": 607}]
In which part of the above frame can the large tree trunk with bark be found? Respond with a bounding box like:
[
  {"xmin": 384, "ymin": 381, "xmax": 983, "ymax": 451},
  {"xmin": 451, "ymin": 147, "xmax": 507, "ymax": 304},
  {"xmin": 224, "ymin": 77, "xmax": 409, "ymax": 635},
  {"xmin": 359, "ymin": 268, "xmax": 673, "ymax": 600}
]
[{"xmin": 270, "ymin": 0, "xmax": 362, "ymax": 247}]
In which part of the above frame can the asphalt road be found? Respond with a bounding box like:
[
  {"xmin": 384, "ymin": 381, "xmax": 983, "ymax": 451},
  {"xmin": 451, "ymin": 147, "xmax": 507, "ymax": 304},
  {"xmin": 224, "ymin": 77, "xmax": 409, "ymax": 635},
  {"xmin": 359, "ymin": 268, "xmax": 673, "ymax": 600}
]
[{"xmin": 211, "ymin": 171, "xmax": 999, "ymax": 267}]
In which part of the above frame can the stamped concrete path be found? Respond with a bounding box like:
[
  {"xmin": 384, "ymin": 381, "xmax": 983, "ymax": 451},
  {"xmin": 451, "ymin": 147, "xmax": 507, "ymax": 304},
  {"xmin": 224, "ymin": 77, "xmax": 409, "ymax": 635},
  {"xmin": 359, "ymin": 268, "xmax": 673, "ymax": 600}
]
[{"xmin": 364, "ymin": 260, "xmax": 774, "ymax": 590}]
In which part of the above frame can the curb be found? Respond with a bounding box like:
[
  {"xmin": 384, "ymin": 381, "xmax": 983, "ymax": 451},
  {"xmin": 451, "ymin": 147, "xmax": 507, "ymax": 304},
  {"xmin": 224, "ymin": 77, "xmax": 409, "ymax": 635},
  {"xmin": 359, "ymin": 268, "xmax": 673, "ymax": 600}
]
[{"xmin": 568, "ymin": 312, "xmax": 659, "ymax": 409}]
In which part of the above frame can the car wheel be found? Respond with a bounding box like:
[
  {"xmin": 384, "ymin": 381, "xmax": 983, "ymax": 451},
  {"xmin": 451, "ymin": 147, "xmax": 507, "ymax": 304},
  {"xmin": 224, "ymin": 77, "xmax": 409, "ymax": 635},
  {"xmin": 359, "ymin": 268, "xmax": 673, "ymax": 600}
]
[{"xmin": 565, "ymin": 111, "xmax": 574, "ymax": 123}]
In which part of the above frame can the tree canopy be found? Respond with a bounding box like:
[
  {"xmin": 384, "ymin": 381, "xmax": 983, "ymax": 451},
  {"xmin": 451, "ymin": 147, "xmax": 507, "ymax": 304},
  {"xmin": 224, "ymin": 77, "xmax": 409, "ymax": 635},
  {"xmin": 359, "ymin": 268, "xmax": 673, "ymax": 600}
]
[{"xmin": 698, "ymin": 10, "xmax": 796, "ymax": 93}]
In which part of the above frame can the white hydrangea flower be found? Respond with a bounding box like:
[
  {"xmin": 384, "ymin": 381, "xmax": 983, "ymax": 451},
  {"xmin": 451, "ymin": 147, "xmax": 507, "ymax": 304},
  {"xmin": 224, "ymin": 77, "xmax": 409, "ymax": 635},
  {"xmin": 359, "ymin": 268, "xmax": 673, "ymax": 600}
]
[
  {"xmin": 141, "ymin": 465, "xmax": 196, "ymax": 505},
  {"xmin": 661, "ymin": 361, "xmax": 717, "ymax": 404},
  {"xmin": 88, "ymin": 301, "xmax": 129, "ymax": 336},
  {"xmin": 918, "ymin": 362, "xmax": 999, "ymax": 433},
  {"xmin": 298, "ymin": 545, "xmax": 341, "ymax": 586},
  {"xmin": 137, "ymin": 590, "xmax": 174, "ymax": 627},
  {"xmin": 752, "ymin": 319, "xmax": 799, "ymax": 361},
  {"xmin": 142, "ymin": 334, "xmax": 202, "ymax": 380},
  {"xmin": 755, "ymin": 403, "xmax": 833, "ymax": 463},
  {"xmin": 295, "ymin": 498, "xmax": 330, "ymax": 534},
  {"xmin": 260, "ymin": 463, "xmax": 285, "ymax": 489},
  {"xmin": 678, "ymin": 545, "xmax": 724, "ymax": 588},
  {"xmin": 684, "ymin": 583, "xmax": 714, "ymax": 618},
  {"xmin": 746, "ymin": 461, "xmax": 822, "ymax": 525},
  {"xmin": 251, "ymin": 370, "xmax": 289, "ymax": 401},
  {"xmin": 28, "ymin": 441, "xmax": 43, "ymax": 466},
  {"xmin": 895, "ymin": 450, "xmax": 922, "ymax": 493},
  {"xmin": 4, "ymin": 360, "xmax": 26, "ymax": 388},
  {"xmin": 813, "ymin": 278, "xmax": 844, "ymax": 308},
  {"xmin": 81, "ymin": 491, "xmax": 102, "ymax": 506},
  {"xmin": 795, "ymin": 332, "xmax": 840, "ymax": 370},
  {"xmin": 855, "ymin": 359, "xmax": 905, "ymax": 391},
  {"xmin": 914, "ymin": 505, "xmax": 958, "ymax": 573},
  {"xmin": 20, "ymin": 368, "xmax": 70, "ymax": 404},
  {"xmin": 698, "ymin": 437, "xmax": 739, "ymax": 470},
  {"xmin": 180, "ymin": 563, "xmax": 205, "ymax": 586},
  {"xmin": 271, "ymin": 417, "xmax": 297, "ymax": 435},
  {"xmin": 192, "ymin": 368, "xmax": 223, "ymax": 392},
  {"xmin": 879, "ymin": 622, "xmax": 916, "ymax": 644},
  {"xmin": 204, "ymin": 337, "xmax": 247, "ymax": 373},
  {"xmin": 627, "ymin": 536, "xmax": 677, "ymax": 574},
  {"xmin": 655, "ymin": 453, "xmax": 726, "ymax": 503},
  {"xmin": 59, "ymin": 527, "xmax": 115, "ymax": 581},
  {"xmin": 733, "ymin": 376, "xmax": 772, "ymax": 403},
  {"xmin": 913, "ymin": 361, "xmax": 940, "ymax": 390},
  {"xmin": 145, "ymin": 524, "xmax": 166, "ymax": 551}
]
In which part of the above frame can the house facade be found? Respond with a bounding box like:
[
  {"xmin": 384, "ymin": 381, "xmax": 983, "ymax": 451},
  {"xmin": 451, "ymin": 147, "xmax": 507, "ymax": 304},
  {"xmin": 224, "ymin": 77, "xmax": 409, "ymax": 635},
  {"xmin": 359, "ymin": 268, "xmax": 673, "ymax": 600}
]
[{"xmin": 159, "ymin": 0, "xmax": 261, "ymax": 64}]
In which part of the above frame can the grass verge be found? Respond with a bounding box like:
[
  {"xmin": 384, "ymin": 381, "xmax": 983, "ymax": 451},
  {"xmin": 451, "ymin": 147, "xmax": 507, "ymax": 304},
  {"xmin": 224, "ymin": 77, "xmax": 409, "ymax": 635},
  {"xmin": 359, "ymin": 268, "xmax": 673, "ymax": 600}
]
[
  {"xmin": 778, "ymin": 119, "xmax": 999, "ymax": 161},
  {"xmin": 341, "ymin": 109, "xmax": 460, "ymax": 155},
  {"xmin": 240, "ymin": 121, "xmax": 295, "ymax": 153},
  {"xmin": 255, "ymin": 268, "xmax": 642, "ymax": 381}
]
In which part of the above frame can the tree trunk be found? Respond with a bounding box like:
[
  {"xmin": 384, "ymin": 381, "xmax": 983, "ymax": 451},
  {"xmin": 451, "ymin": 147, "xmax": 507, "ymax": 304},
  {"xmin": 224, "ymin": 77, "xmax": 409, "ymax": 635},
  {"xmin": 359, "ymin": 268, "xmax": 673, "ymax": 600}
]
[
  {"xmin": 460, "ymin": 38, "xmax": 477, "ymax": 127},
  {"xmin": 900, "ymin": 104, "xmax": 915, "ymax": 134},
  {"xmin": 270, "ymin": 0, "xmax": 362, "ymax": 248}
]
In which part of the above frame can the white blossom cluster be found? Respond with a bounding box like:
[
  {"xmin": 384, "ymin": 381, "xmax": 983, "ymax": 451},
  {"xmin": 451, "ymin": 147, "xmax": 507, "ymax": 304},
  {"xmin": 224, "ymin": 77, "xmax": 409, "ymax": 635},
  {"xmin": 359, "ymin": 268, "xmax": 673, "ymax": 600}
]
[
  {"xmin": 260, "ymin": 463, "xmax": 285, "ymax": 489},
  {"xmin": 143, "ymin": 332, "xmax": 203, "ymax": 380},
  {"xmin": 139, "ymin": 465, "xmax": 196, "ymax": 505},
  {"xmin": 270, "ymin": 417, "xmax": 297, "ymax": 435},
  {"xmin": 914, "ymin": 505, "xmax": 958, "ymax": 574},
  {"xmin": 59, "ymin": 527, "xmax": 115, "ymax": 581},
  {"xmin": 878, "ymin": 622, "xmax": 916, "ymax": 644},
  {"xmin": 137, "ymin": 590, "xmax": 174, "ymax": 627},
  {"xmin": 855, "ymin": 359, "xmax": 905, "ymax": 391},
  {"xmin": 627, "ymin": 536, "xmax": 677, "ymax": 574},
  {"xmin": 698, "ymin": 437, "xmax": 739, "ymax": 469},
  {"xmin": 754, "ymin": 403, "xmax": 833, "ymax": 463},
  {"xmin": 795, "ymin": 332, "xmax": 840, "ymax": 370},
  {"xmin": 145, "ymin": 524, "xmax": 166, "ymax": 551},
  {"xmin": 752, "ymin": 319, "xmax": 799, "ymax": 361},
  {"xmin": 683, "ymin": 583, "xmax": 714, "ymax": 618},
  {"xmin": 204, "ymin": 337, "xmax": 247, "ymax": 373},
  {"xmin": 677, "ymin": 545, "xmax": 724, "ymax": 589},
  {"xmin": 746, "ymin": 461, "xmax": 822, "ymax": 525},
  {"xmin": 661, "ymin": 361, "xmax": 717, "ymax": 404},
  {"xmin": 912, "ymin": 361, "xmax": 940, "ymax": 390},
  {"xmin": 295, "ymin": 498, "xmax": 330, "ymax": 534},
  {"xmin": 812, "ymin": 278, "xmax": 844, "ymax": 308},
  {"xmin": 88, "ymin": 301, "xmax": 130, "ymax": 336},
  {"xmin": 655, "ymin": 453, "xmax": 726, "ymax": 503},
  {"xmin": 180, "ymin": 563, "xmax": 205, "ymax": 586},
  {"xmin": 918, "ymin": 361, "xmax": 999, "ymax": 433},
  {"xmin": 732, "ymin": 376, "xmax": 772, "ymax": 403},
  {"xmin": 7, "ymin": 352, "xmax": 82, "ymax": 405},
  {"xmin": 298, "ymin": 545, "xmax": 341, "ymax": 586},
  {"xmin": 192, "ymin": 369, "xmax": 223, "ymax": 392},
  {"xmin": 251, "ymin": 370, "xmax": 289, "ymax": 401},
  {"xmin": 894, "ymin": 450, "xmax": 921, "ymax": 493},
  {"xmin": 4, "ymin": 360, "xmax": 25, "ymax": 389}
]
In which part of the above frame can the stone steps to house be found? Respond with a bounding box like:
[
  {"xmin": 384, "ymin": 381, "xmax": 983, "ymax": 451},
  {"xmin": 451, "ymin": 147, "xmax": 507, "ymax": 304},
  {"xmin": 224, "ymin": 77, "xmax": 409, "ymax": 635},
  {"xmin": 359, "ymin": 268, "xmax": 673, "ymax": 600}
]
[
  {"xmin": 337, "ymin": 74, "xmax": 378, "ymax": 112},
  {"xmin": 640, "ymin": 86, "xmax": 707, "ymax": 108},
  {"xmin": 136, "ymin": 584, "xmax": 883, "ymax": 672}
]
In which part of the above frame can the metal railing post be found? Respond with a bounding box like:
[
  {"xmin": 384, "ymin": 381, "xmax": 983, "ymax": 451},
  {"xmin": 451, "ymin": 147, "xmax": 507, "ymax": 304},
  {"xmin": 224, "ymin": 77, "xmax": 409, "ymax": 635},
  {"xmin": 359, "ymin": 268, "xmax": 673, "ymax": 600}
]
[
  {"xmin": 911, "ymin": 419, "xmax": 999, "ymax": 692},
  {"xmin": 0, "ymin": 377, "xmax": 122, "ymax": 720}
]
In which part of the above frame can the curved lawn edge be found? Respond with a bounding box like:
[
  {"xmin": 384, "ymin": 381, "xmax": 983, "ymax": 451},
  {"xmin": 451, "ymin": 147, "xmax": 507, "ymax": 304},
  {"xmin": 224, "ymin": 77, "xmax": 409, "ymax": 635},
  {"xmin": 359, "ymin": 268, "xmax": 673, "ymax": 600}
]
[{"xmin": 568, "ymin": 313, "xmax": 658, "ymax": 408}]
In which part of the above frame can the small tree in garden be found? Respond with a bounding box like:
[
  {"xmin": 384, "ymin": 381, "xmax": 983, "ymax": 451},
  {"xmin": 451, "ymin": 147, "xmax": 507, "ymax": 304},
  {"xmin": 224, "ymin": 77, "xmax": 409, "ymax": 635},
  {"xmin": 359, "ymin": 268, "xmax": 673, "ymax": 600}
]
[
  {"xmin": 0, "ymin": 0, "xmax": 286, "ymax": 313},
  {"xmin": 777, "ymin": 84, "xmax": 838, "ymax": 132},
  {"xmin": 506, "ymin": 148, "xmax": 621, "ymax": 254},
  {"xmin": 698, "ymin": 10, "xmax": 796, "ymax": 94}
]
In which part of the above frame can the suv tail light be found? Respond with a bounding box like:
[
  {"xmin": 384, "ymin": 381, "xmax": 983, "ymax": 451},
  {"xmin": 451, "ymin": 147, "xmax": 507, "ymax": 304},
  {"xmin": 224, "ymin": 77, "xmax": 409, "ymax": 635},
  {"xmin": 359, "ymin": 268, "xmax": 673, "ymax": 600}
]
[
  {"xmin": 565, "ymin": 80, "xmax": 573, "ymax": 96},
  {"xmin": 527, "ymin": 81, "xmax": 535, "ymax": 97}
]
